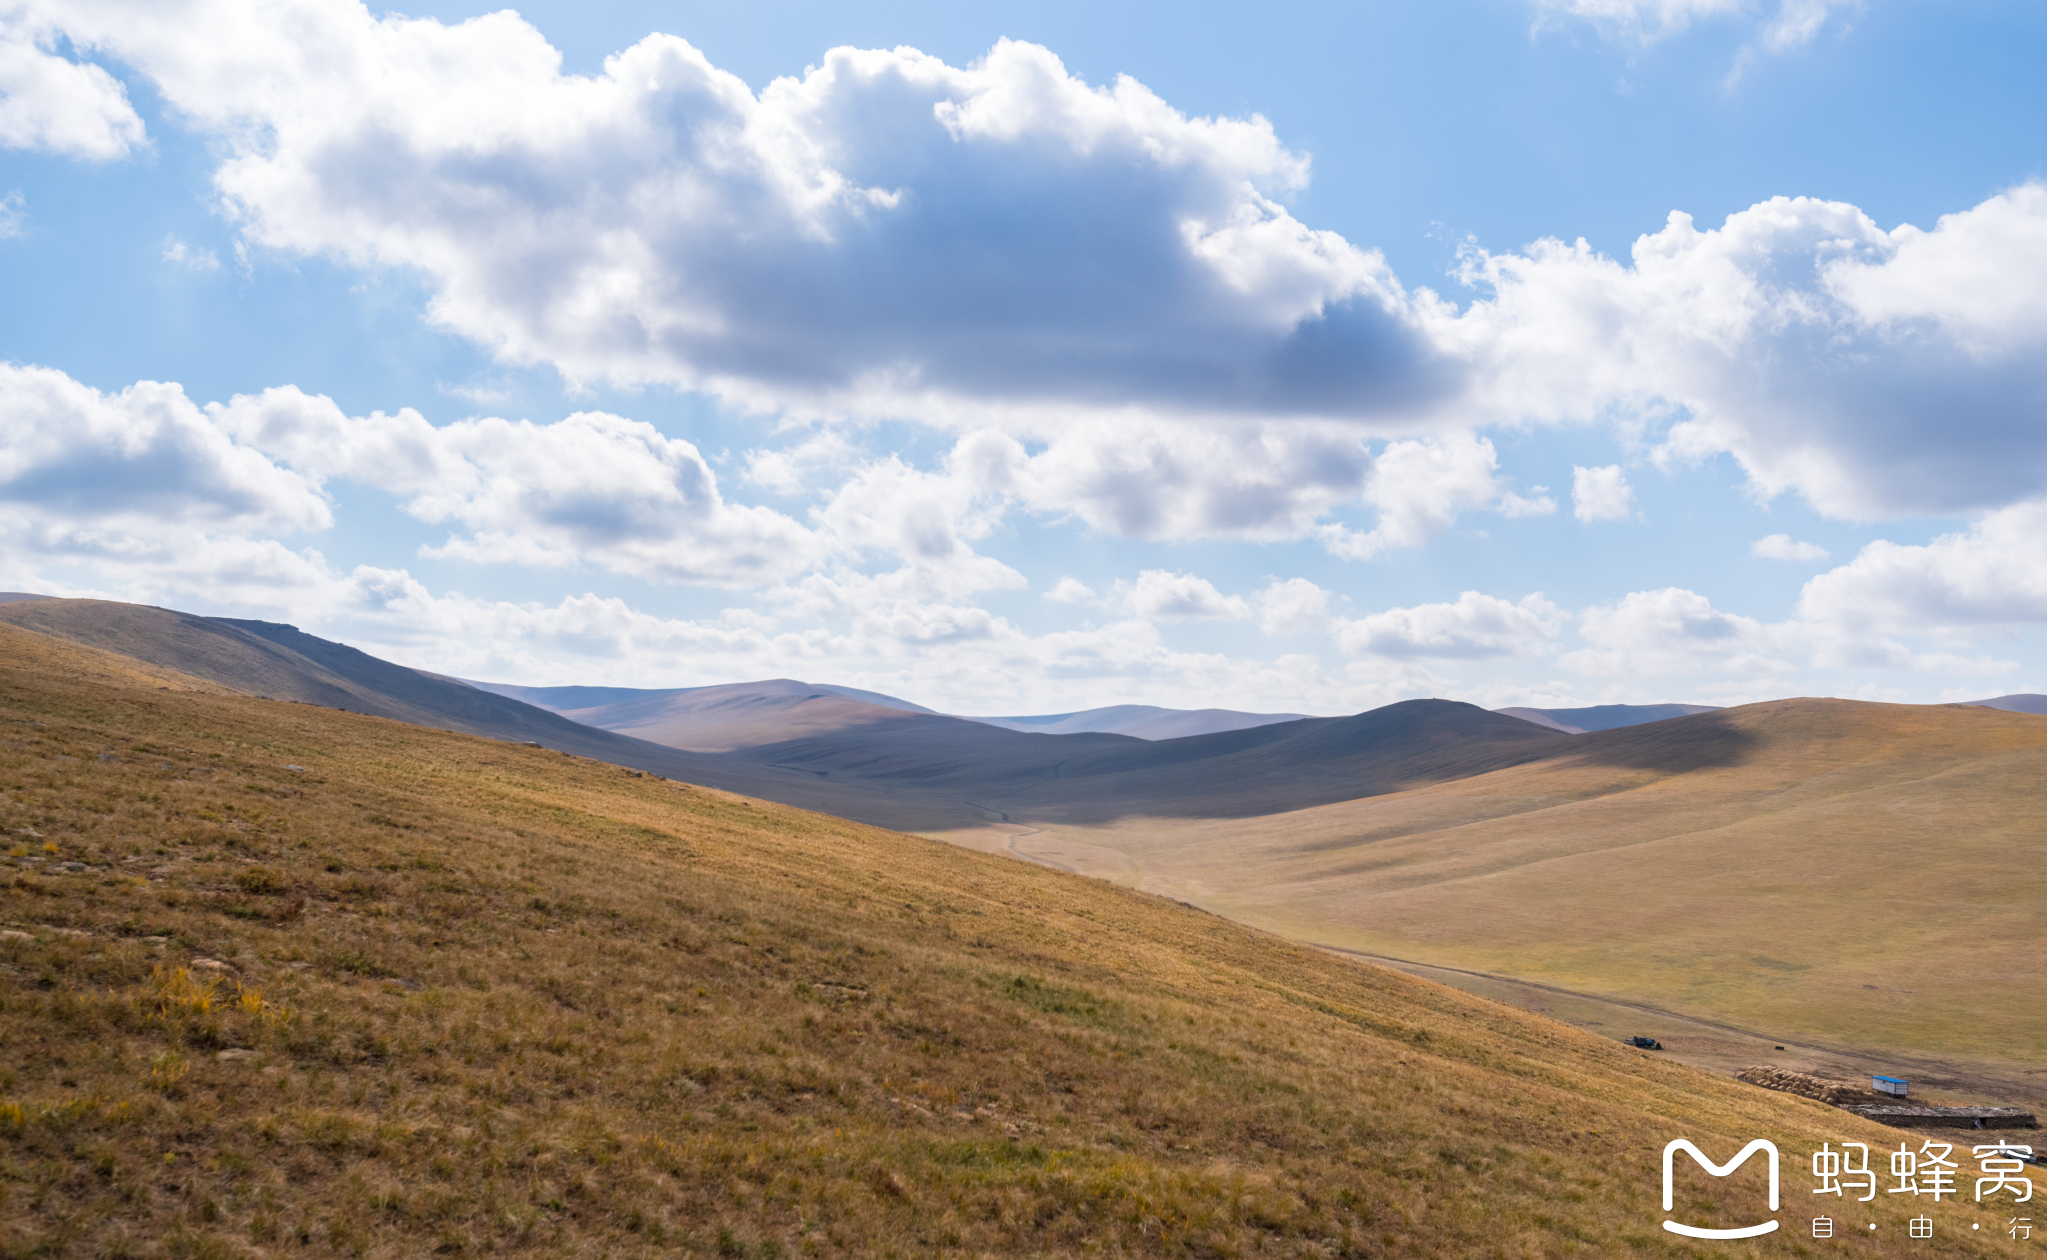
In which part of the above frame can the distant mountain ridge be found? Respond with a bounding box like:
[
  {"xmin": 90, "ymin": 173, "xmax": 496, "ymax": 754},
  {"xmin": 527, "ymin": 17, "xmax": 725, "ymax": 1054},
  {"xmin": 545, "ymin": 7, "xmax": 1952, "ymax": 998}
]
[
  {"xmin": 1494, "ymin": 702, "xmax": 1721, "ymax": 734},
  {"xmin": 469, "ymin": 679, "xmax": 954, "ymax": 754},
  {"xmin": 963, "ymin": 704, "xmax": 1311, "ymax": 740},
  {"xmin": 1954, "ymin": 693, "xmax": 2047, "ymax": 715},
  {"xmin": 470, "ymin": 678, "xmax": 937, "ymax": 716}
]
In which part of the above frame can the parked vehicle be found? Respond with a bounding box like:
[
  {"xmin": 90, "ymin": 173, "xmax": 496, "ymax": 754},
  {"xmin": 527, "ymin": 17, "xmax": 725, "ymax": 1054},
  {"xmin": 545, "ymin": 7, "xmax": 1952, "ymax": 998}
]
[{"xmin": 1623, "ymin": 1036, "xmax": 1664, "ymax": 1050}]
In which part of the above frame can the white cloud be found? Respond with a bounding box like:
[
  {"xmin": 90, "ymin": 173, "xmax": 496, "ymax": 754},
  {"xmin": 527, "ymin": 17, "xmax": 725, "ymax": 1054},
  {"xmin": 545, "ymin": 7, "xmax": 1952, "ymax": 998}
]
[
  {"xmin": 1256, "ymin": 577, "xmax": 1332, "ymax": 636},
  {"xmin": 1319, "ymin": 433, "xmax": 1553, "ymax": 559},
  {"xmin": 1114, "ymin": 570, "xmax": 1249, "ymax": 621},
  {"xmin": 215, "ymin": 386, "xmax": 822, "ymax": 588},
  {"xmin": 1337, "ymin": 591, "xmax": 1564, "ymax": 660},
  {"xmin": 0, "ymin": 190, "xmax": 21, "ymax": 237},
  {"xmin": 0, "ymin": 14, "xmax": 146, "ymax": 159},
  {"xmin": 1751, "ymin": 533, "xmax": 1829, "ymax": 562},
  {"xmin": 990, "ymin": 421, "xmax": 1376, "ymax": 542},
  {"xmin": 1562, "ymin": 587, "xmax": 1792, "ymax": 676},
  {"xmin": 40, "ymin": 4, "xmax": 1450, "ymax": 427},
  {"xmin": 1797, "ymin": 501, "xmax": 2047, "ymax": 635},
  {"xmin": 0, "ymin": 363, "xmax": 328, "ymax": 536},
  {"xmin": 34, "ymin": 2, "xmax": 2042, "ymax": 545},
  {"xmin": 1539, "ymin": 0, "xmax": 1746, "ymax": 41},
  {"xmin": 1571, "ymin": 464, "xmax": 1636, "ymax": 523},
  {"xmin": 1535, "ymin": 0, "xmax": 1856, "ymax": 55},
  {"xmin": 1454, "ymin": 186, "xmax": 2047, "ymax": 521},
  {"xmin": 808, "ymin": 455, "xmax": 1027, "ymax": 602},
  {"xmin": 742, "ymin": 428, "xmax": 857, "ymax": 497},
  {"xmin": 1043, "ymin": 576, "xmax": 1095, "ymax": 604},
  {"xmin": 434, "ymin": 376, "xmax": 514, "ymax": 406},
  {"xmin": 161, "ymin": 235, "xmax": 220, "ymax": 271}
]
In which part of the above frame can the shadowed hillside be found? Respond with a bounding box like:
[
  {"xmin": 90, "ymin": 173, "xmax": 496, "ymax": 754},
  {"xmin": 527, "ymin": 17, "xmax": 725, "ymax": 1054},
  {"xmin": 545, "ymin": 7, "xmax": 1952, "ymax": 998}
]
[
  {"xmin": 0, "ymin": 600, "xmax": 988, "ymax": 832},
  {"xmin": 1003, "ymin": 698, "xmax": 2047, "ymax": 1079},
  {"xmin": 0, "ymin": 622, "xmax": 2022, "ymax": 1257},
  {"xmin": 965, "ymin": 704, "xmax": 1312, "ymax": 740},
  {"xmin": 727, "ymin": 700, "xmax": 1567, "ymax": 824}
]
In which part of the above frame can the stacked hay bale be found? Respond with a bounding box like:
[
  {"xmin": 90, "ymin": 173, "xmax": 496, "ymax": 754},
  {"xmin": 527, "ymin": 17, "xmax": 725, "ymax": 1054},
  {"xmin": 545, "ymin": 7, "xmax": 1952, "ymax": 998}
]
[{"xmin": 1737, "ymin": 1066, "xmax": 1878, "ymax": 1105}]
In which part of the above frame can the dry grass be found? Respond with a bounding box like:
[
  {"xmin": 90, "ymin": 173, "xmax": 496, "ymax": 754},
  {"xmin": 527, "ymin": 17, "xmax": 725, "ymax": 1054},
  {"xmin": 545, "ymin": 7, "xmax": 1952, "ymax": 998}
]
[
  {"xmin": 1000, "ymin": 700, "xmax": 2047, "ymax": 1076},
  {"xmin": 0, "ymin": 624, "xmax": 2031, "ymax": 1257}
]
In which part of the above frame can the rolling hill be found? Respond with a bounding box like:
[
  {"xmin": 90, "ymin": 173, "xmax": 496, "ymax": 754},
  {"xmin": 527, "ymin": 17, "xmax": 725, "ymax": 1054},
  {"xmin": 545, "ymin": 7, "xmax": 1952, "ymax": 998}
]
[
  {"xmin": 964, "ymin": 704, "xmax": 1312, "ymax": 740},
  {"xmin": 471, "ymin": 679, "xmax": 946, "ymax": 753},
  {"xmin": 0, "ymin": 615, "xmax": 2017, "ymax": 1257},
  {"xmin": 708, "ymin": 699, "xmax": 1568, "ymax": 824},
  {"xmin": 0, "ymin": 599, "xmax": 1566, "ymax": 830},
  {"xmin": 1958, "ymin": 693, "xmax": 2047, "ymax": 715},
  {"xmin": 0, "ymin": 599, "xmax": 987, "ymax": 832},
  {"xmin": 485, "ymin": 681, "xmax": 1307, "ymax": 744},
  {"xmin": 997, "ymin": 700, "xmax": 2047, "ymax": 1089}
]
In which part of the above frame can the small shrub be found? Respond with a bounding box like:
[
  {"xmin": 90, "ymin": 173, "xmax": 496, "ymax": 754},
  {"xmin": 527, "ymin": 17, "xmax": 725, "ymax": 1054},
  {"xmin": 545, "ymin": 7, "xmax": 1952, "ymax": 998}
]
[
  {"xmin": 331, "ymin": 949, "xmax": 392, "ymax": 978},
  {"xmin": 152, "ymin": 966, "xmax": 216, "ymax": 1022},
  {"xmin": 235, "ymin": 867, "xmax": 286, "ymax": 895},
  {"xmin": 147, "ymin": 1048, "xmax": 189, "ymax": 1093}
]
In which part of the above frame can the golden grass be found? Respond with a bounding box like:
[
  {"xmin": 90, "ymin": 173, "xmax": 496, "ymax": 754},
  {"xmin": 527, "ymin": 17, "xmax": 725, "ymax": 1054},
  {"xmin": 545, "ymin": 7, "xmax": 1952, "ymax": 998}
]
[
  {"xmin": 0, "ymin": 624, "xmax": 2031, "ymax": 1257},
  {"xmin": 999, "ymin": 700, "xmax": 2047, "ymax": 1075}
]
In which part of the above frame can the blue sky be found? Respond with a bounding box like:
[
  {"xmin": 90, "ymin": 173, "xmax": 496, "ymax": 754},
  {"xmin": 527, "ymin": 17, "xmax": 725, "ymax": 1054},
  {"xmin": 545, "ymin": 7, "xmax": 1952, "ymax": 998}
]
[{"xmin": 2, "ymin": 0, "xmax": 2045, "ymax": 714}]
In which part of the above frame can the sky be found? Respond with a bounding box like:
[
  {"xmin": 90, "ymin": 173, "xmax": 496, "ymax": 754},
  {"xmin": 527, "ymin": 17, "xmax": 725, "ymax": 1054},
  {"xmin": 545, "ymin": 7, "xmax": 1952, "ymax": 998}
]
[{"xmin": 2, "ymin": 0, "xmax": 2045, "ymax": 716}]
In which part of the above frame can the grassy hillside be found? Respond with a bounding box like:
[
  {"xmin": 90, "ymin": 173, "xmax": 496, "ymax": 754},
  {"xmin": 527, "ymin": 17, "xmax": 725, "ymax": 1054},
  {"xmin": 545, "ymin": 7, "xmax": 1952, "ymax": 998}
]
[
  {"xmin": 0, "ymin": 625, "xmax": 2024, "ymax": 1257},
  {"xmin": 1004, "ymin": 700, "xmax": 2047, "ymax": 1078},
  {"xmin": 0, "ymin": 599, "xmax": 986, "ymax": 834}
]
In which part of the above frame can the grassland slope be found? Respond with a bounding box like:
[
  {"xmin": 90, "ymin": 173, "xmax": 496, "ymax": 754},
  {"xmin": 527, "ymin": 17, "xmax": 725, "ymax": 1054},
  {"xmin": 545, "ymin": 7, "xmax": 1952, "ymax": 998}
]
[
  {"xmin": 1005, "ymin": 699, "xmax": 2047, "ymax": 1073},
  {"xmin": 1, "ymin": 625, "xmax": 2023, "ymax": 1257},
  {"xmin": 0, "ymin": 600, "xmax": 989, "ymax": 833}
]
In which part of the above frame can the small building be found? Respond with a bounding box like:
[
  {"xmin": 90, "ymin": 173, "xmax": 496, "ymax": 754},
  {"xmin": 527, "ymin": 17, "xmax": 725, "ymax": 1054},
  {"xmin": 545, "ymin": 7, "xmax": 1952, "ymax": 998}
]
[{"xmin": 1873, "ymin": 1075, "xmax": 1909, "ymax": 1098}]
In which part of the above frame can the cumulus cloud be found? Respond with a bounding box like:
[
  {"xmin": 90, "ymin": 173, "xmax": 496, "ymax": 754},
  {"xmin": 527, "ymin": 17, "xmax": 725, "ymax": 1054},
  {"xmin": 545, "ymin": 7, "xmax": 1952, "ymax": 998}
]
[
  {"xmin": 809, "ymin": 452, "xmax": 1023, "ymax": 598},
  {"xmin": 1563, "ymin": 587, "xmax": 1791, "ymax": 676},
  {"xmin": 986, "ymin": 421, "xmax": 1376, "ymax": 542},
  {"xmin": 1043, "ymin": 576, "xmax": 1095, "ymax": 604},
  {"xmin": 1256, "ymin": 578, "xmax": 1332, "ymax": 636},
  {"xmin": 39, "ymin": 3, "xmax": 1453, "ymax": 426},
  {"xmin": 1571, "ymin": 464, "xmax": 1636, "ymax": 522},
  {"xmin": 0, "ymin": 363, "xmax": 328, "ymax": 537},
  {"xmin": 1751, "ymin": 533, "xmax": 1828, "ymax": 562},
  {"xmin": 1456, "ymin": 186, "xmax": 2047, "ymax": 521},
  {"xmin": 1338, "ymin": 591, "xmax": 1564, "ymax": 660},
  {"xmin": 0, "ymin": 13, "xmax": 146, "ymax": 158},
  {"xmin": 31, "ymin": 1, "xmax": 2044, "ymax": 544},
  {"xmin": 1114, "ymin": 570, "xmax": 1250, "ymax": 621},
  {"xmin": 1319, "ymin": 433, "xmax": 1553, "ymax": 560},
  {"xmin": 1797, "ymin": 501, "xmax": 2047, "ymax": 635},
  {"xmin": 217, "ymin": 386, "xmax": 821, "ymax": 588},
  {"xmin": 742, "ymin": 428, "xmax": 857, "ymax": 497}
]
